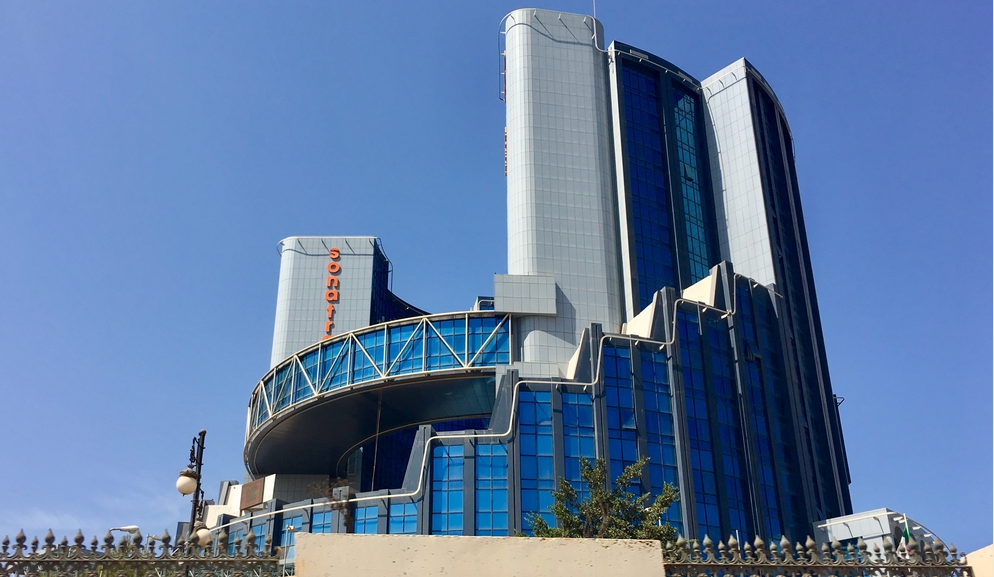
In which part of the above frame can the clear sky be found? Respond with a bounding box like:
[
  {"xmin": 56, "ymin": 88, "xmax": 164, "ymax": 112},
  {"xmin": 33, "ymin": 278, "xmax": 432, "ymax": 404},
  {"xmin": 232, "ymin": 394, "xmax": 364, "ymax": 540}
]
[{"xmin": 0, "ymin": 1, "xmax": 990, "ymax": 552}]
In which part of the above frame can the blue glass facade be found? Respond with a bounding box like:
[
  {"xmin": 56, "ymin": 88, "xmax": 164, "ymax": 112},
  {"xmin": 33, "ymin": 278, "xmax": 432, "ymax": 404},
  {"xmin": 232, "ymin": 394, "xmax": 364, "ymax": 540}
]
[
  {"xmin": 249, "ymin": 313, "xmax": 511, "ymax": 433},
  {"xmin": 518, "ymin": 390, "xmax": 554, "ymax": 532},
  {"xmin": 431, "ymin": 445, "xmax": 464, "ymax": 535},
  {"xmin": 616, "ymin": 51, "xmax": 718, "ymax": 308},
  {"xmin": 561, "ymin": 392, "xmax": 595, "ymax": 501},
  {"xmin": 620, "ymin": 61, "xmax": 676, "ymax": 307},
  {"xmin": 388, "ymin": 503, "xmax": 417, "ymax": 534},
  {"xmin": 640, "ymin": 348, "xmax": 681, "ymax": 533},
  {"xmin": 671, "ymin": 84, "xmax": 711, "ymax": 284},
  {"xmin": 707, "ymin": 318, "xmax": 752, "ymax": 538},
  {"xmin": 603, "ymin": 345, "xmax": 639, "ymax": 482},
  {"xmin": 369, "ymin": 240, "xmax": 427, "ymax": 326},
  {"xmin": 354, "ymin": 506, "xmax": 378, "ymax": 534},
  {"xmin": 230, "ymin": 274, "xmax": 840, "ymax": 544},
  {"xmin": 751, "ymin": 79, "xmax": 850, "ymax": 521},
  {"xmin": 740, "ymin": 278, "xmax": 807, "ymax": 540},
  {"xmin": 311, "ymin": 510, "xmax": 333, "ymax": 534},
  {"xmin": 475, "ymin": 444, "xmax": 509, "ymax": 536},
  {"xmin": 226, "ymin": 529, "xmax": 245, "ymax": 555},
  {"xmin": 678, "ymin": 311, "xmax": 721, "ymax": 538}
]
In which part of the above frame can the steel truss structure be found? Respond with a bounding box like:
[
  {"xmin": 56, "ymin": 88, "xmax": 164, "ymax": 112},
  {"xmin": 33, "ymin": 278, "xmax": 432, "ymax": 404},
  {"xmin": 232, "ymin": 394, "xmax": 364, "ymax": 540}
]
[{"xmin": 248, "ymin": 312, "xmax": 512, "ymax": 434}]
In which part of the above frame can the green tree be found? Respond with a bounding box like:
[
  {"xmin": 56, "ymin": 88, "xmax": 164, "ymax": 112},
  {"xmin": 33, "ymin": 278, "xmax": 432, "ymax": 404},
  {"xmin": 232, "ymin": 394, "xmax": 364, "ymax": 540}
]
[{"xmin": 528, "ymin": 456, "xmax": 679, "ymax": 542}]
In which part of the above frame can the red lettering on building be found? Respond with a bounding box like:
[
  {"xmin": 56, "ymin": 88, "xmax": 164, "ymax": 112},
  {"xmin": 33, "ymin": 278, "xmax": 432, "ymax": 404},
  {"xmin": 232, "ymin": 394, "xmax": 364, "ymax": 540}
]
[{"xmin": 324, "ymin": 248, "xmax": 341, "ymax": 338}]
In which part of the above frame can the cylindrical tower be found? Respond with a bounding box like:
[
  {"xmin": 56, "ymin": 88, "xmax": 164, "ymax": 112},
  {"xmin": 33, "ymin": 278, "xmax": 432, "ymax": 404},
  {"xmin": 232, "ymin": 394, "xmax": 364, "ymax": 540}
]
[{"xmin": 503, "ymin": 8, "xmax": 623, "ymax": 374}]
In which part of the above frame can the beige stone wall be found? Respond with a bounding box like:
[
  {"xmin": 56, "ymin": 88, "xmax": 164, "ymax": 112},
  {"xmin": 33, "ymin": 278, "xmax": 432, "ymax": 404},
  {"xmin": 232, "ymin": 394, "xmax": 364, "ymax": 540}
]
[
  {"xmin": 295, "ymin": 534, "xmax": 663, "ymax": 577},
  {"xmin": 966, "ymin": 544, "xmax": 993, "ymax": 577}
]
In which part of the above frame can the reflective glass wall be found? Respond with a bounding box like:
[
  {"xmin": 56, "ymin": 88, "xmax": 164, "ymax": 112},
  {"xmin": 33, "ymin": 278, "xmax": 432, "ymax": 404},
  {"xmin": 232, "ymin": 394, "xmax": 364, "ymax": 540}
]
[{"xmin": 611, "ymin": 43, "xmax": 720, "ymax": 316}]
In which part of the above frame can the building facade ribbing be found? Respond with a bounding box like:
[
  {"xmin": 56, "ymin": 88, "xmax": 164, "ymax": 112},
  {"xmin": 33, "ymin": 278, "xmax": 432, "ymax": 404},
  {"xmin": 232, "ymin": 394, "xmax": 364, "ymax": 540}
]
[{"xmin": 208, "ymin": 8, "xmax": 853, "ymax": 557}]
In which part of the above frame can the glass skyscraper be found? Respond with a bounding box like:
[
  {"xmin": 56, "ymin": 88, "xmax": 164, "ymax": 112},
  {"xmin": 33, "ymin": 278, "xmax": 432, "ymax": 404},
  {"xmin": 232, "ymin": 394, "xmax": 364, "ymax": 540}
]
[{"xmin": 207, "ymin": 8, "xmax": 852, "ymax": 554}]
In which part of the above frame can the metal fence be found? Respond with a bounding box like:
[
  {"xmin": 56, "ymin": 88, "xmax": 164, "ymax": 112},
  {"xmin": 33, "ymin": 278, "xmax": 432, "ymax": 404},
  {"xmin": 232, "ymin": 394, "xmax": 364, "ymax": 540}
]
[
  {"xmin": 0, "ymin": 529, "xmax": 279, "ymax": 577},
  {"xmin": 661, "ymin": 534, "xmax": 973, "ymax": 577},
  {"xmin": 1, "ymin": 529, "xmax": 974, "ymax": 577}
]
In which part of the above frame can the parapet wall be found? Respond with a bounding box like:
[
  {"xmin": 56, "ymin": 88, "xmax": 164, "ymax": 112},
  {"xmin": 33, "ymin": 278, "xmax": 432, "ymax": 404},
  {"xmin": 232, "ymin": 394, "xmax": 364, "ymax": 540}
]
[{"xmin": 295, "ymin": 534, "xmax": 663, "ymax": 577}]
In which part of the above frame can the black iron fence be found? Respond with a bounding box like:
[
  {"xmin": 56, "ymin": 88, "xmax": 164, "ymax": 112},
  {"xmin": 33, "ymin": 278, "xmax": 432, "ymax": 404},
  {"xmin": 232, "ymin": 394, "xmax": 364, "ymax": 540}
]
[
  {"xmin": 0, "ymin": 529, "xmax": 279, "ymax": 577},
  {"xmin": 0, "ymin": 529, "xmax": 975, "ymax": 577},
  {"xmin": 662, "ymin": 534, "xmax": 973, "ymax": 577}
]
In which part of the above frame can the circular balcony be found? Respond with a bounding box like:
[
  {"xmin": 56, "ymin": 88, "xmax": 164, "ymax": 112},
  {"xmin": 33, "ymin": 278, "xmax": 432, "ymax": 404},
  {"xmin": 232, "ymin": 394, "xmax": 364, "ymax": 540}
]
[{"xmin": 244, "ymin": 312, "xmax": 511, "ymax": 477}]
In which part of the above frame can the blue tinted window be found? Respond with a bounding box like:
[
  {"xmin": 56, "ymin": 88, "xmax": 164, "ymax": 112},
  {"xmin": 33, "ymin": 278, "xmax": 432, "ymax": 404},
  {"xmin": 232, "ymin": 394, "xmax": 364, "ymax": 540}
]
[
  {"xmin": 251, "ymin": 524, "xmax": 266, "ymax": 543},
  {"xmin": 671, "ymin": 84, "xmax": 713, "ymax": 283},
  {"xmin": 562, "ymin": 392, "xmax": 595, "ymax": 501},
  {"xmin": 354, "ymin": 506, "xmax": 378, "ymax": 534},
  {"xmin": 353, "ymin": 330, "xmax": 385, "ymax": 382},
  {"xmin": 475, "ymin": 444, "xmax": 508, "ymax": 536},
  {"xmin": 427, "ymin": 319, "xmax": 465, "ymax": 369},
  {"xmin": 518, "ymin": 389, "xmax": 554, "ymax": 532},
  {"xmin": 311, "ymin": 510, "xmax": 333, "ymax": 534},
  {"xmin": 319, "ymin": 340, "xmax": 349, "ymax": 392},
  {"xmin": 387, "ymin": 323, "xmax": 422, "ymax": 375},
  {"xmin": 388, "ymin": 502, "xmax": 418, "ymax": 534},
  {"xmin": 278, "ymin": 516, "xmax": 303, "ymax": 561},
  {"xmin": 468, "ymin": 316, "xmax": 510, "ymax": 366},
  {"xmin": 272, "ymin": 364, "xmax": 293, "ymax": 413},
  {"xmin": 621, "ymin": 61, "xmax": 675, "ymax": 306},
  {"xmin": 679, "ymin": 311, "xmax": 721, "ymax": 539},
  {"xmin": 738, "ymin": 286, "xmax": 782, "ymax": 538},
  {"xmin": 298, "ymin": 350, "xmax": 319, "ymax": 402},
  {"xmin": 252, "ymin": 388, "xmax": 269, "ymax": 429},
  {"xmin": 604, "ymin": 345, "xmax": 639, "ymax": 482},
  {"xmin": 431, "ymin": 445, "xmax": 465, "ymax": 535},
  {"xmin": 291, "ymin": 360, "xmax": 310, "ymax": 404},
  {"xmin": 641, "ymin": 347, "xmax": 682, "ymax": 534},
  {"xmin": 227, "ymin": 529, "xmax": 245, "ymax": 555},
  {"xmin": 707, "ymin": 317, "xmax": 752, "ymax": 538}
]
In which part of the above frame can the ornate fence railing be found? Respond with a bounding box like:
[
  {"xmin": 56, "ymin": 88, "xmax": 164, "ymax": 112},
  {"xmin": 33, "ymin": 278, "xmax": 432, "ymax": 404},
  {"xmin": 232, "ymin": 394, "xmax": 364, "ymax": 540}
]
[
  {"xmin": 0, "ymin": 529, "xmax": 279, "ymax": 577},
  {"xmin": 661, "ymin": 535, "xmax": 973, "ymax": 577},
  {"xmin": 2, "ymin": 529, "xmax": 974, "ymax": 577}
]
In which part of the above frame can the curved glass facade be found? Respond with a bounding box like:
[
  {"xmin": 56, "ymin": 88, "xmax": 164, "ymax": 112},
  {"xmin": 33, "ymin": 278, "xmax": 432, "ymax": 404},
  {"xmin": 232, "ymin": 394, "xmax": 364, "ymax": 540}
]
[
  {"xmin": 226, "ymin": 273, "xmax": 838, "ymax": 550},
  {"xmin": 248, "ymin": 312, "xmax": 511, "ymax": 434},
  {"xmin": 614, "ymin": 46, "xmax": 719, "ymax": 313}
]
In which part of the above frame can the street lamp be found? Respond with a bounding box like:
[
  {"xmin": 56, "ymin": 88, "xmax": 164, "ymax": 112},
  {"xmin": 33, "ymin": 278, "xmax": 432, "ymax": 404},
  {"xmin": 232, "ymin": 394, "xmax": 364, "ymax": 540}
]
[
  {"xmin": 176, "ymin": 429, "xmax": 208, "ymax": 543},
  {"xmin": 109, "ymin": 526, "xmax": 141, "ymax": 543},
  {"xmin": 281, "ymin": 525, "xmax": 297, "ymax": 574}
]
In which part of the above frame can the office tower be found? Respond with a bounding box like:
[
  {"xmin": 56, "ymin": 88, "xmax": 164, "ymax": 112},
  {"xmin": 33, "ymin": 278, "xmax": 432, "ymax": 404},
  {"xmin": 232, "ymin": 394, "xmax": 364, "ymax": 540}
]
[
  {"xmin": 702, "ymin": 59, "xmax": 852, "ymax": 521},
  {"xmin": 504, "ymin": 10, "xmax": 623, "ymax": 374},
  {"xmin": 215, "ymin": 9, "xmax": 852, "ymax": 552},
  {"xmin": 607, "ymin": 42, "xmax": 722, "ymax": 315},
  {"xmin": 270, "ymin": 236, "xmax": 425, "ymax": 367}
]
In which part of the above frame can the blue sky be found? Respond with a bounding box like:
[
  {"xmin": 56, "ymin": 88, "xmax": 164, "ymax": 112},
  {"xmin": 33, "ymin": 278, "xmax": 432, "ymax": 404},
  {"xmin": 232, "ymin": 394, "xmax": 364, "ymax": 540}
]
[{"xmin": 0, "ymin": 1, "xmax": 989, "ymax": 551}]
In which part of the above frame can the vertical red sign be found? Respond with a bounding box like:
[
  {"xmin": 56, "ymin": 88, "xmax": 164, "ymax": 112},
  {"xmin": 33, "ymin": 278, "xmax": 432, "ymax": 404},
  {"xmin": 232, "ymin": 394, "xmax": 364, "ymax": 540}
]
[{"xmin": 323, "ymin": 248, "xmax": 340, "ymax": 339}]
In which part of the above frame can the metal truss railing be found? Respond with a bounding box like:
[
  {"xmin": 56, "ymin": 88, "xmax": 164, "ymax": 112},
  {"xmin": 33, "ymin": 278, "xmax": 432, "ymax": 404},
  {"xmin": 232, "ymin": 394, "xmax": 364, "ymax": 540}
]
[
  {"xmin": 248, "ymin": 312, "xmax": 512, "ymax": 434},
  {"xmin": 661, "ymin": 534, "xmax": 972, "ymax": 577},
  {"xmin": 0, "ymin": 529, "xmax": 279, "ymax": 577}
]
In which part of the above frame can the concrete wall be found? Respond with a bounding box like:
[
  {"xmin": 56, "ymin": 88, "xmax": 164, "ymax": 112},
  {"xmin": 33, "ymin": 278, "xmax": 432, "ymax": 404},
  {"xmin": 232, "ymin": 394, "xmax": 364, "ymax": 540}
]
[
  {"xmin": 295, "ymin": 534, "xmax": 663, "ymax": 577},
  {"xmin": 966, "ymin": 545, "xmax": 993, "ymax": 577}
]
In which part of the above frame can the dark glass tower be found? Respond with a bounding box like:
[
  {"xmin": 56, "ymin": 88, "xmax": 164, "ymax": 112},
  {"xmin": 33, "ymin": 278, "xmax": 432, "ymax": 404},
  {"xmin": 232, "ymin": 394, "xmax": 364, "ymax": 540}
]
[
  {"xmin": 610, "ymin": 43, "xmax": 722, "ymax": 317},
  {"xmin": 606, "ymin": 43, "xmax": 852, "ymax": 540},
  {"xmin": 744, "ymin": 70, "xmax": 852, "ymax": 522}
]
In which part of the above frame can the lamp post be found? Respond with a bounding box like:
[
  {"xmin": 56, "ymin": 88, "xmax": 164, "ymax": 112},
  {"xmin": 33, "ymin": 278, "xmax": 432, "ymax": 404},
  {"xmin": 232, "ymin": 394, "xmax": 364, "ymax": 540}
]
[
  {"xmin": 109, "ymin": 526, "xmax": 140, "ymax": 544},
  {"xmin": 176, "ymin": 429, "xmax": 210, "ymax": 545}
]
